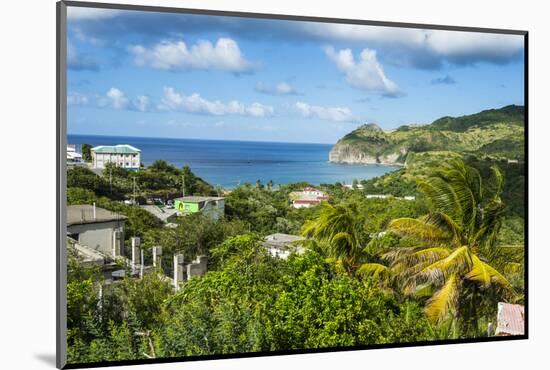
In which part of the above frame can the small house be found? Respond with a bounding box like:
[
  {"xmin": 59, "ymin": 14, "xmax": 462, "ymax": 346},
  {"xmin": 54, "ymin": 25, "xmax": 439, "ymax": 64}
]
[
  {"xmin": 67, "ymin": 204, "xmax": 127, "ymax": 258},
  {"xmin": 290, "ymin": 187, "xmax": 329, "ymax": 209},
  {"xmin": 263, "ymin": 233, "xmax": 306, "ymax": 259},
  {"xmin": 174, "ymin": 196, "xmax": 225, "ymax": 221},
  {"xmin": 67, "ymin": 144, "xmax": 83, "ymax": 166}
]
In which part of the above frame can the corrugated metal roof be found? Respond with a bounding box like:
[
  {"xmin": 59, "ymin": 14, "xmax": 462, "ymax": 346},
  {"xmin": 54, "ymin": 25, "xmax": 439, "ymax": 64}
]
[
  {"xmin": 92, "ymin": 144, "xmax": 141, "ymax": 154},
  {"xmin": 495, "ymin": 302, "xmax": 525, "ymax": 336}
]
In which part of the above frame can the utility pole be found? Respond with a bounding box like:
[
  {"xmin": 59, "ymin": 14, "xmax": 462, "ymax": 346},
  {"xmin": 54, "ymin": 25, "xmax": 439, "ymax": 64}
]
[
  {"xmin": 133, "ymin": 176, "xmax": 137, "ymax": 205},
  {"xmin": 182, "ymin": 174, "xmax": 186, "ymax": 197},
  {"xmin": 109, "ymin": 166, "xmax": 112, "ymax": 195}
]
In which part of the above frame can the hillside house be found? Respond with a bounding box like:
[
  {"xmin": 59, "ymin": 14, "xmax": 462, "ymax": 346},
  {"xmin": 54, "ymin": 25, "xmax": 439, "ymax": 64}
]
[
  {"xmin": 290, "ymin": 187, "xmax": 329, "ymax": 209},
  {"xmin": 67, "ymin": 144, "xmax": 83, "ymax": 166},
  {"xmin": 67, "ymin": 204, "xmax": 127, "ymax": 258},
  {"xmin": 263, "ymin": 233, "xmax": 306, "ymax": 259},
  {"xmin": 174, "ymin": 196, "xmax": 225, "ymax": 221}
]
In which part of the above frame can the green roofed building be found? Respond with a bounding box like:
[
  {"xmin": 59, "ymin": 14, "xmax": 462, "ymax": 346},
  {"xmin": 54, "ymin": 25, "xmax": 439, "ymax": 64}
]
[
  {"xmin": 91, "ymin": 144, "xmax": 141, "ymax": 169},
  {"xmin": 174, "ymin": 196, "xmax": 225, "ymax": 221}
]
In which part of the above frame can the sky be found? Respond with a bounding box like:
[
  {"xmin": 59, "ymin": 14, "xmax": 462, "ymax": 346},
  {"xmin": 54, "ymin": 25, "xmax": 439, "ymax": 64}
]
[{"xmin": 66, "ymin": 6, "xmax": 525, "ymax": 144}]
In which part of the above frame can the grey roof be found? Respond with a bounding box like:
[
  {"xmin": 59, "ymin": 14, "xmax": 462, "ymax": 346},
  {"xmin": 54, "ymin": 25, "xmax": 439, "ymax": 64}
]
[
  {"xmin": 263, "ymin": 233, "xmax": 306, "ymax": 249},
  {"xmin": 174, "ymin": 196, "xmax": 224, "ymax": 203},
  {"xmin": 140, "ymin": 205, "xmax": 178, "ymax": 223},
  {"xmin": 67, "ymin": 205, "xmax": 127, "ymax": 226}
]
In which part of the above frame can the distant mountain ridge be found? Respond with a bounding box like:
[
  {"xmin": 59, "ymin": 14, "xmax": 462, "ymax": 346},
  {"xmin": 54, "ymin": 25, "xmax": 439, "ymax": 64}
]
[{"xmin": 329, "ymin": 105, "xmax": 524, "ymax": 165}]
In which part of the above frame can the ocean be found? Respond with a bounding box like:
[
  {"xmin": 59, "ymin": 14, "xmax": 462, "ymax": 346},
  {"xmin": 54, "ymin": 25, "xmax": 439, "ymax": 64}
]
[{"xmin": 68, "ymin": 134, "xmax": 398, "ymax": 188}]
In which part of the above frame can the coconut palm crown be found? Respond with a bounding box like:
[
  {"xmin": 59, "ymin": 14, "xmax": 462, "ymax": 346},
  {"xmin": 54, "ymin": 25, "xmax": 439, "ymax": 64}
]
[{"xmin": 386, "ymin": 158, "xmax": 514, "ymax": 326}]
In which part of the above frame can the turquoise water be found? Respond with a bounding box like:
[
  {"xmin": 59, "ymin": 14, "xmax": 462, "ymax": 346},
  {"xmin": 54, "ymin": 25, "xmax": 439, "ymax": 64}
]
[{"xmin": 68, "ymin": 134, "xmax": 398, "ymax": 188}]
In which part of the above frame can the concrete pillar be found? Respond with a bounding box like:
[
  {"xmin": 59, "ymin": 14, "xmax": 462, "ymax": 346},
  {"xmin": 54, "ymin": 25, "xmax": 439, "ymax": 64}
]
[
  {"xmin": 152, "ymin": 246, "xmax": 163, "ymax": 268},
  {"xmin": 140, "ymin": 249, "xmax": 144, "ymax": 279},
  {"xmin": 112, "ymin": 231, "xmax": 123, "ymax": 257},
  {"xmin": 173, "ymin": 254, "xmax": 185, "ymax": 291},
  {"xmin": 131, "ymin": 237, "xmax": 141, "ymax": 268},
  {"xmin": 187, "ymin": 255, "xmax": 208, "ymax": 279},
  {"xmin": 197, "ymin": 255, "xmax": 208, "ymax": 268}
]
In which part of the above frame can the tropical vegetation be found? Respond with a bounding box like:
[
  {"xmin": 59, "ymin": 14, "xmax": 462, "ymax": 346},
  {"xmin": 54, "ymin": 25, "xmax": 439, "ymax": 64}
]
[{"xmin": 65, "ymin": 106, "xmax": 525, "ymax": 364}]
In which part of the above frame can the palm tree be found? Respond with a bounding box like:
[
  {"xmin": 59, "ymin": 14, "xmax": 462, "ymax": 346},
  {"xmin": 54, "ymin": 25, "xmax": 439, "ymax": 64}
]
[
  {"xmin": 301, "ymin": 202, "xmax": 391, "ymax": 279},
  {"xmin": 385, "ymin": 159, "xmax": 514, "ymax": 331},
  {"xmin": 301, "ymin": 202, "xmax": 365, "ymax": 273}
]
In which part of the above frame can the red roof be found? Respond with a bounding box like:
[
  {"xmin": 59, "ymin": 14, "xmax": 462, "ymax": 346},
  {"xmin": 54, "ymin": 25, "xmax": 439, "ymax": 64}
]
[
  {"xmin": 293, "ymin": 199, "xmax": 322, "ymax": 204},
  {"xmin": 495, "ymin": 302, "xmax": 525, "ymax": 336}
]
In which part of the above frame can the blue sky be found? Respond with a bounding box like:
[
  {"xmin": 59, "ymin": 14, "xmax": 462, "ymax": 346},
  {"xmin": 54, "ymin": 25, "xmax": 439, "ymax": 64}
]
[{"xmin": 67, "ymin": 6, "xmax": 525, "ymax": 144}]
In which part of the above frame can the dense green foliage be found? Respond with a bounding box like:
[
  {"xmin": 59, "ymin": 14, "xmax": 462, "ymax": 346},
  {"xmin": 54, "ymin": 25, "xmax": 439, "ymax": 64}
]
[
  {"xmin": 224, "ymin": 183, "xmax": 319, "ymax": 234},
  {"xmin": 81, "ymin": 143, "xmax": 92, "ymax": 162},
  {"xmin": 67, "ymin": 236, "xmax": 437, "ymax": 363}
]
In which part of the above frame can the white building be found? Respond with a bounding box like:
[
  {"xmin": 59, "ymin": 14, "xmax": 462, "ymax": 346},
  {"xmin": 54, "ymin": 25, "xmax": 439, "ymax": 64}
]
[
  {"xmin": 263, "ymin": 233, "xmax": 306, "ymax": 259},
  {"xmin": 91, "ymin": 144, "xmax": 141, "ymax": 169},
  {"xmin": 290, "ymin": 187, "xmax": 329, "ymax": 209},
  {"xmin": 67, "ymin": 144, "xmax": 83, "ymax": 165},
  {"xmin": 343, "ymin": 183, "xmax": 364, "ymax": 190},
  {"xmin": 301, "ymin": 187, "xmax": 327, "ymax": 198}
]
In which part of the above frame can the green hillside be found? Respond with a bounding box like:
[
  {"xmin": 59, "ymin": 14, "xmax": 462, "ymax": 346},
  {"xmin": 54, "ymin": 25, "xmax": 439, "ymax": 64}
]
[{"xmin": 329, "ymin": 105, "xmax": 525, "ymax": 164}]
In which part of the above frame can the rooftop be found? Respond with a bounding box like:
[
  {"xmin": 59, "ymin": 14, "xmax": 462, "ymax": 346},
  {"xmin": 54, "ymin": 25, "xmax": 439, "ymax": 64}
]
[
  {"xmin": 495, "ymin": 302, "xmax": 525, "ymax": 336},
  {"xmin": 293, "ymin": 199, "xmax": 322, "ymax": 204},
  {"xmin": 174, "ymin": 196, "xmax": 224, "ymax": 203},
  {"xmin": 67, "ymin": 205, "xmax": 127, "ymax": 226},
  {"xmin": 91, "ymin": 144, "xmax": 141, "ymax": 154},
  {"xmin": 303, "ymin": 187, "xmax": 322, "ymax": 192},
  {"xmin": 263, "ymin": 233, "xmax": 306, "ymax": 249}
]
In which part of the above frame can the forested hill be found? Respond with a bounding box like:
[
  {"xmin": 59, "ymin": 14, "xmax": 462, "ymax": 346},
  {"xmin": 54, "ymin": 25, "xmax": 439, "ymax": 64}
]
[{"xmin": 329, "ymin": 105, "xmax": 525, "ymax": 165}]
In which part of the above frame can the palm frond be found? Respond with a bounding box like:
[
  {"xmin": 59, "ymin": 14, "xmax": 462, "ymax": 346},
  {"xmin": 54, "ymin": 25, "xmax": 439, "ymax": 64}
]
[
  {"xmin": 465, "ymin": 255, "xmax": 514, "ymax": 292},
  {"xmin": 388, "ymin": 218, "xmax": 449, "ymax": 242},
  {"xmin": 424, "ymin": 212, "xmax": 462, "ymax": 246},
  {"xmin": 418, "ymin": 177, "xmax": 463, "ymax": 223},
  {"xmin": 425, "ymin": 273, "xmax": 460, "ymax": 324},
  {"xmin": 357, "ymin": 263, "xmax": 391, "ymax": 284},
  {"xmin": 420, "ymin": 246, "xmax": 473, "ymax": 284}
]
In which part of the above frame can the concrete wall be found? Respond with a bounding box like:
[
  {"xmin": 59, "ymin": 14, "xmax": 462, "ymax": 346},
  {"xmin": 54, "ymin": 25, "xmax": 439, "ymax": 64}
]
[
  {"xmin": 67, "ymin": 220, "xmax": 125, "ymax": 257},
  {"xmin": 202, "ymin": 199, "xmax": 225, "ymax": 221}
]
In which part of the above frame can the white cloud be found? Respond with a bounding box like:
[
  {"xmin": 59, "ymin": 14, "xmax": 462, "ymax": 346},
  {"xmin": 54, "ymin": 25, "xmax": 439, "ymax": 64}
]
[
  {"xmin": 105, "ymin": 87, "xmax": 130, "ymax": 109},
  {"xmin": 307, "ymin": 24, "xmax": 523, "ymax": 67},
  {"xmin": 129, "ymin": 38, "xmax": 254, "ymax": 73},
  {"xmin": 67, "ymin": 8, "xmax": 122, "ymax": 21},
  {"xmin": 67, "ymin": 41, "xmax": 98, "ymax": 71},
  {"xmin": 133, "ymin": 95, "xmax": 150, "ymax": 112},
  {"xmin": 255, "ymin": 82, "xmax": 298, "ymax": 95},
  {"xmin": 425, "ymin": 31, "xmax": 524, "ymax": 63},
  {"xmin": 99, "ymin": 88, "xmax": 150, "ymax": 111},
  {"xmin": 295, "ymin": 101, "xmax": 356, "ymax": 122},
  {"xmin": 159, "ymin": 87, "xmax": 274, "ymax": 117},
  {"xmin": 324, "ymin": 46, "xmax": 401, "ymax": 97},
  {"xmin": 67, "ymin": 92, "xmax": 89, "ymax": 106}
]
